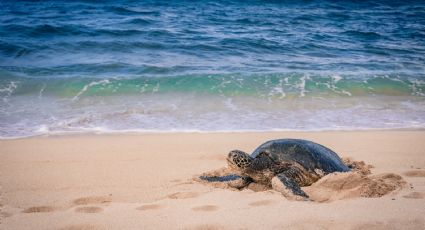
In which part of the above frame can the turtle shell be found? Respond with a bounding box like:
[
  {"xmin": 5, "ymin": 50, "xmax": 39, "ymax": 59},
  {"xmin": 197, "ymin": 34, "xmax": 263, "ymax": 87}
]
[{"xmin": 251, "ymin": 139, "xmax": 350, "ymax": 174}]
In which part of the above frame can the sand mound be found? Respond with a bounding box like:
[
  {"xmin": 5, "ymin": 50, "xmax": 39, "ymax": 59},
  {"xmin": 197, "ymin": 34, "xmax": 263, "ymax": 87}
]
[
  {"xmin": 197, "ymin": 159, "xmax": 406, "ymax": 202},
  {"xmin": 342, "ymin": 157, "xmax": 373, "ymax": 175},
  {"xmin": 304, "ymin": 172, "xmax": 406, "ymax": 202}
]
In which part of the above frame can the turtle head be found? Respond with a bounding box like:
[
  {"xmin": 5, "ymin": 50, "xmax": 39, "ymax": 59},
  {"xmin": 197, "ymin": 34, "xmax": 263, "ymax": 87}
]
[{"xmin": 227, "ymin": 150, "xmax": 253, "ymax": 171}]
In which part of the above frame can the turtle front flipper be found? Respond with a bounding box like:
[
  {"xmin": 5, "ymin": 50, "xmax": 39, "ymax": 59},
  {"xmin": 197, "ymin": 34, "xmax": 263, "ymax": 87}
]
[
  {"xmin": 199, "ymin": 174, "xmax": 252, "ymax": 190},
  {"xmin": 271, "ymin": 173, "xmax": 308, "ymax": 200},
  {"xmin": 228, "ymin": 176, "xmax": 253, "ymax": 189}
]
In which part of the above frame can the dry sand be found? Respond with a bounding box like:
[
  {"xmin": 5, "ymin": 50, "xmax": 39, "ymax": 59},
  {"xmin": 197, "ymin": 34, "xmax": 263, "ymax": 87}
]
[{"xmin": 1, "ymin": 131, "xmax": 425, "ymax": 229}]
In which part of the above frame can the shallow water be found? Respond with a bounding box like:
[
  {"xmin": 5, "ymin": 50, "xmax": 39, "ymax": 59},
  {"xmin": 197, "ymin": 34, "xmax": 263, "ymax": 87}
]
[{"xmin": 0, "ymin": 0, "xmax": 424, "ymax": 138}]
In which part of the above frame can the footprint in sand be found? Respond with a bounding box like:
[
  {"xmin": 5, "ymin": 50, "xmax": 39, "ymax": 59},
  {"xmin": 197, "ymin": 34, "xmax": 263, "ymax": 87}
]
[
  {"xmin": 191, "ymin": 205, "xmax": 218, "ymax": 212},
  {"xmin": 74, "ymin": 206, "xmax": 103, "ymax": 213},
  {"xmin": 404, "ymin": 170, "xmax": 425, "ymax": 177},
  {"xmin": 22, "ymin": 206, "xmax": 56, "ymax": 213},
  {"xmin": 403, "ymin": 192, "xmax": 425, "ymax": 199},
  {"xmin": 183, "ymin": 224, "xmax": 223, "ymax": 230},
  {"xmin": 248, "ymin": 200, "xmax": 274, "ymax": 207},
  {"xmin": 59, "ymin": 224, "xmax": 105, "ymax": 230},
  {"xmin": 1, "ymin": 211, "xmax": 13, "ymax": 218},
  {"xmin": 136, "ymin": 204, "xmax": 164, "ymax": 211},
  {"xmin": 73, "ymin": 195, "xmax": 112, "ymax": 205},
  {"xmin": 167, "ymin": 192, "xmax": 200, "ymax": 199}
]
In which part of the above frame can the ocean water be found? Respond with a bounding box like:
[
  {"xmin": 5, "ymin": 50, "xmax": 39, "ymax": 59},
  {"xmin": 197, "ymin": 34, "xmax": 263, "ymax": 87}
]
[{"xmin": 0, "ymin": 0, "xmax": 424, "ymax": 138}]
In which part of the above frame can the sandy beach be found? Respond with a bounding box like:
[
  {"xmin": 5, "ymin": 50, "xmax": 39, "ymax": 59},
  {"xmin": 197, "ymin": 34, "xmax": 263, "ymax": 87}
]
[
  {"xmin": 1, "ymin": 131, "xmax": 424, "ymax": 229},
  {"xmin": 2, "ymin": 0, "xmax": 425, "ymax": 229}
]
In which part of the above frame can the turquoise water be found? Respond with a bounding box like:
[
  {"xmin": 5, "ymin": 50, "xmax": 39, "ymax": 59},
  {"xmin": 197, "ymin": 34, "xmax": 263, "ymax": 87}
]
[{"xmin": 1, "ymin": 0, "xmax": 425, "ymax": 138}]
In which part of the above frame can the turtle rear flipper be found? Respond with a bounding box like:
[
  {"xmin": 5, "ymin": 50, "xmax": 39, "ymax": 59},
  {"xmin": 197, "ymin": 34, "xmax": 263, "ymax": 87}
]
[{"xmin": 272, "ymin": 173, "xmax": 309, "ymax": 200}]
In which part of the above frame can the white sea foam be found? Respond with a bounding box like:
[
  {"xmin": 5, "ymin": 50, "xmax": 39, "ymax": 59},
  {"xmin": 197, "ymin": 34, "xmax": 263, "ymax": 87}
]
[
  {"xmin": 330, "ymin": 75, "xmax": 352, "ymax": 96},
  {"xmin": 152, "ymin": 83, "xmax": 160, "ymax": 93},
  {"xmin": 297, "ymin": 75, "xmax": 309, "ymax": 97},
  {"xmin": 0, "ymin": 81, "xmax": 17, "ymax": 93},
  {"xmin": 2, "ymin": 124, "xmax": 425, "ymax": 140},
  {"xmin": 223, "ymin": 97, "xmax": 238, "ymax": 111},
  {"xmin": 408, "ymin": 78, "xmax": 425, "ymax": 96},
  {"xmin": 2, "ymin": 93, "xmax": 425, "ymax": 140},
  {"xmin": 36, "ymin": 124, "xmax": 49, "ymax": 134},
  {"xmin": 0, "ymin": 81, "xmax": 18, "ymax": 103},
  {"xmin": 72, "ymin": 79, "xmax": 110, "ymax": 101},
  {"xmin": 268, "ymin": 78, "xmax": 286, "ymax": 99},
  {"xmin": 331, "ymin": 75, "xmax": 342, "ymax": 83},
  {"xmin": 38, "ymin": 84, "xmax": 46, "ymax": 99}
]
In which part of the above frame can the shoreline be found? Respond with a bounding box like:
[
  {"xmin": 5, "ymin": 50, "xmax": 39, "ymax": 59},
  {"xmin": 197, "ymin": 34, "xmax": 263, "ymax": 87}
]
[
  {"xmin": 1, "ymin": 130, "xmax": 425, "ymax": 229},
  {"xmin": 2, "ymin": 127, "xmax": 425, "ymax": 140}
]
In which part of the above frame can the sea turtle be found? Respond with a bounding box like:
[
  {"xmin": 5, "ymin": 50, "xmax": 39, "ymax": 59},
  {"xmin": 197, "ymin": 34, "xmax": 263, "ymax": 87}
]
[{"xmin": 221, "ymin": 139, "xmax": 350, "ymax": 198}]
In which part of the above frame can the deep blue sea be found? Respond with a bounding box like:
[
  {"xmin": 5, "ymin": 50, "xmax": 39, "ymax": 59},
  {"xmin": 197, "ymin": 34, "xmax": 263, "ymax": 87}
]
[{"xmin": 1, "ymin": 0, "xmax": 425, "ymax": 138}]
